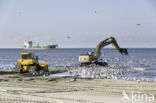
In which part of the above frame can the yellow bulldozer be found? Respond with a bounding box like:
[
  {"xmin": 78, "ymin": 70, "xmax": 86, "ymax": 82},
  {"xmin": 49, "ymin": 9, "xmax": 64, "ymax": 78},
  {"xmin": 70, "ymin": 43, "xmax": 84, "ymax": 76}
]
[
  {"xmin": 15, "ymin": 53, "xmax": 49, "ymax": 74},
  {"xmin": 79, "ymin": 37, "xmax": 128, "ymax": 66}
]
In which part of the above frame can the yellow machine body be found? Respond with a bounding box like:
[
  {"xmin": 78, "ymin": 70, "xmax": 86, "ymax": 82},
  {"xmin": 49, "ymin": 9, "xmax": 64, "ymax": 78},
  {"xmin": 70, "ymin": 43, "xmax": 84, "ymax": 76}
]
[
  {"xmin": 16, "ymin": 53, "xmax": 48, "ymax": 73},
  {"xmin": 22, "ymin": 65, "xmax": 29, "ymax": 72},
  {"xmin": 78, "ymin": 37, "xmax": 128, "ymax": 66}
]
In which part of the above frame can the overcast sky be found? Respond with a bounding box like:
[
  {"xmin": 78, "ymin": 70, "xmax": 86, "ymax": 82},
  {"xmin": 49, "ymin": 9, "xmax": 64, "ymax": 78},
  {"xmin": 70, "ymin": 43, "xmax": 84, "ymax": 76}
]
[{"xmin": 0, "ymin": 0, "xmax": 156, "ymax": 48}]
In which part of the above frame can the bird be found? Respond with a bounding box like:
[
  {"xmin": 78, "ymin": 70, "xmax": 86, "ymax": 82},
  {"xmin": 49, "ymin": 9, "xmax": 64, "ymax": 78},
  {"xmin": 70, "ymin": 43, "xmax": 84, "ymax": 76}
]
[
  {"xmin": 18, "ymin": 11, "xmax": 22, "ymax": 15},
  {"xmin": 136, "ymin": 24, "xmax": 141, "ymax": 26},
  {"xmin": 137, "ymin": 79, "xmax": 141, "ymax": 84},
  {"xmin": 94, "ymin": 10, "xmax": 97, "ymax": 14},
  {"xmin": 67, "ymin": 36, "xmax": 70, "ymax": 39}
]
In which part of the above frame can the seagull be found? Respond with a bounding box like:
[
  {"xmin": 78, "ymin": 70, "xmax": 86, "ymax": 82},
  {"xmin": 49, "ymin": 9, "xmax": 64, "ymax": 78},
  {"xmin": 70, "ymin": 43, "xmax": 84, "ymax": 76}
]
[
  {"xmin": 136, "ymin": 24, "xmax": 141, "ymax": 26},
  {"xmin": 94, "ymin": 10, "xmax": 97, "ymax": 14},
  {"xmin": 137, "ymin": 79, "xmax": 141, "ymax": 84},
  {"xmin": 67, "ymin": 36, "xmax": 70, "ymax": 39},
  {"xmin": 18, "ymin": 11, "xmax": 22, "ymax": 15}
]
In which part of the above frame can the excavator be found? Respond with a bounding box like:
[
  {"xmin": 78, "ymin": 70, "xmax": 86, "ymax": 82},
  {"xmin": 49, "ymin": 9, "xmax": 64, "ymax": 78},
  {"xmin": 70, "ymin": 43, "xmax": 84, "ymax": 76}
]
[
  {"xmin": 15, "ymin": 53, "xmax": 49, "ymax": 74},
  {"xmin": 79, "ymin": 37, "xmax": 128, "ymax": 66}
]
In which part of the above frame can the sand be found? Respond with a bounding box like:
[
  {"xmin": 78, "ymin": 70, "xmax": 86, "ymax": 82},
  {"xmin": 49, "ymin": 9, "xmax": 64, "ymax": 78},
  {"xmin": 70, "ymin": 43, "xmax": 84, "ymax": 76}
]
[{"xmin": 0, "ymin": 71, "xmax": 156, "ymax": 103}]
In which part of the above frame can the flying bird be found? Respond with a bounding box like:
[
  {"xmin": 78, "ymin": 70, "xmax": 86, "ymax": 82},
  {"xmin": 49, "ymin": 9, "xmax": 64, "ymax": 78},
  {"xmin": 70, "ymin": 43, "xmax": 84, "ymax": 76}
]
[
  {"xmin": 136, "ymin": 24, "xmax": 141, "ymax": 26},
  {"xmin": 67, "ymin": 36, "xmax": 70, "ymax": 39},
  {"xmin": 94, "ymin": 10, "xmax": 98, "ymax": 14},
  {"xmin": 18, "ymin": 11, "xmax": 22, "ymax": 15}
]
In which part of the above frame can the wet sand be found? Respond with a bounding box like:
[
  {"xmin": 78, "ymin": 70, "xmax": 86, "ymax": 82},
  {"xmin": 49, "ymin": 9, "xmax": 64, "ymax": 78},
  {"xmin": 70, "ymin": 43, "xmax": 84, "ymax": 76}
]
[{"xmin": 0, "ymin": 69, "xmax": 156, "ymax": 103}]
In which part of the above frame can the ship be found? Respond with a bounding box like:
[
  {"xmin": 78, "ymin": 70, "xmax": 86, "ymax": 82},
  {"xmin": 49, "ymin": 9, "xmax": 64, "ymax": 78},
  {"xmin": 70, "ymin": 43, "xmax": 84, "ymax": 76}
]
[{"xmin": 23, "ymin": 41, "xmax": 58, "ymax": 50}]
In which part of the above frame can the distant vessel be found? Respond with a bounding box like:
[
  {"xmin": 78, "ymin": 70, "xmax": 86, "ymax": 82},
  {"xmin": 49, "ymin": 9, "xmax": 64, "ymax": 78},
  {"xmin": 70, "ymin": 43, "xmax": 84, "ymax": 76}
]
[{"xmin": 23, "ymin": 41, "xmax": 58, "ymax": 50}]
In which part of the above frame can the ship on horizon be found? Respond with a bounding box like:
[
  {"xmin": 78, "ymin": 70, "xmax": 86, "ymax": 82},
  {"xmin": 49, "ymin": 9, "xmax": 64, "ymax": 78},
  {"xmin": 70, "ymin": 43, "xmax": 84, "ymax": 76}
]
[{"xmin": 23, "ymin": 41, "xmax": 58, "ymax": 50}]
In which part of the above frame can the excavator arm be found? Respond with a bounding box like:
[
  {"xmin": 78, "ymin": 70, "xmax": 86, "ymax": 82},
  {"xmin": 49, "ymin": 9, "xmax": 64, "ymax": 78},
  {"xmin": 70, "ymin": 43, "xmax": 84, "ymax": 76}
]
[{"xmin": 93, "ymin": 37, "xmax": 128, "ymax": 58}]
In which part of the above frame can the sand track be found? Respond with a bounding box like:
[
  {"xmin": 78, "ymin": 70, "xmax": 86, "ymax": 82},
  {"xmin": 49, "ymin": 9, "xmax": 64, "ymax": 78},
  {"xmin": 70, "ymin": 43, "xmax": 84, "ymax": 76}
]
[{"xmin": 0, "ymin": 73, "xmax": 156, "ymax": 103}]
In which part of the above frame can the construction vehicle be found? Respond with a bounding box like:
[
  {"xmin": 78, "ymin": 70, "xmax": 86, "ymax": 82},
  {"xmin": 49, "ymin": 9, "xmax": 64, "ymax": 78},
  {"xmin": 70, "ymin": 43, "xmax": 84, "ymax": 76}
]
[
  {"xmin": 79, "ymin": 37, "xmax": 128, "ymax": 66},
  {"xmin": 15, "ymin": 53, "xmax": 49, "ymax": 74}
]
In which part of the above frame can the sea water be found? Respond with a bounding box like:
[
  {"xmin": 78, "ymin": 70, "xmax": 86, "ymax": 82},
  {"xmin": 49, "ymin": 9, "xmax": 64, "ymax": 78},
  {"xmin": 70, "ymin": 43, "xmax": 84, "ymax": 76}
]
[{"xmin": 0, "ymin": 48, "xmax": 156, "ymax": 80}]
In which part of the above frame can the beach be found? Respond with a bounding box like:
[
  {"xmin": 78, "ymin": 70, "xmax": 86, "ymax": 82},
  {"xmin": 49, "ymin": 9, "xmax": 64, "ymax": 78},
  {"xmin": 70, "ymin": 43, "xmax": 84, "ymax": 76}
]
[
  {"xmin": 0, "ymin": 48, "xmax": 156, "ymax": 103},
  {"xmin": 0, "ymin": 70, "xmax": 156, "ymax": 103}
]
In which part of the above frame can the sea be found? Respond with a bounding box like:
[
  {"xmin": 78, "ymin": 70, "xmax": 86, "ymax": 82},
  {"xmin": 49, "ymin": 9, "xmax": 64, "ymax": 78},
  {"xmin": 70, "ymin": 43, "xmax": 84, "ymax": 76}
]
[{"xmin": 0, "ymin": 48, "xmax": 156, "ymax": 80}]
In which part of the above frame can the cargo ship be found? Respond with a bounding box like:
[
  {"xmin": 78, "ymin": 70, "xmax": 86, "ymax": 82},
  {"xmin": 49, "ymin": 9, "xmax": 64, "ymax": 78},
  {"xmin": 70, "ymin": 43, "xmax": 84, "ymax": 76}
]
[{"xmin": 23, "ymin": 41, "xmax": 58, "ymax": 50}]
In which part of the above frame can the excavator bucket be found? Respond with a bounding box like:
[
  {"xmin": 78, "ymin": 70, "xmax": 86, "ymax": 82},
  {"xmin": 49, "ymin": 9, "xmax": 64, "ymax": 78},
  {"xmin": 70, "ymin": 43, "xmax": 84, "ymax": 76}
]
[{"xmin": 120, "ymin": 48, "xmax": 128, "ymax": 55}]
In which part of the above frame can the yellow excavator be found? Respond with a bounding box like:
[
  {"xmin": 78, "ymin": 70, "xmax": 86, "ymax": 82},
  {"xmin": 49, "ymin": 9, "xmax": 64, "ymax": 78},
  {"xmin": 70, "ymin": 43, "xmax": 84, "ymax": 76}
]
[
  {"xmin": 79, "ymin": 37, "xmax": 128, "ymax": 66},
  {"xmin": 15, "ymin": 53, "xmax": 48, "ymax": 74}
]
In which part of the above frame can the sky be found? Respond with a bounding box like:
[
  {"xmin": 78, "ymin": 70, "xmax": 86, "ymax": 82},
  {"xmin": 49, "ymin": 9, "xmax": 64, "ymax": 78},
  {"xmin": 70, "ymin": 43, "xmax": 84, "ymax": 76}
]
[{"xmin": 0, "ymin": 0, "xmax": 156, "ymax": 48}]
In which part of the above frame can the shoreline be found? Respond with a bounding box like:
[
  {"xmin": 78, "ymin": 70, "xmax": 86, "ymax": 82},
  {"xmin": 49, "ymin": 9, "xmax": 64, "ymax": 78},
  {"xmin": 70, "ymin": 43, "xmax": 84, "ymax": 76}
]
[{"xmin": 1, "ymin": 66, "xmax": 156, "ymax": 83}]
